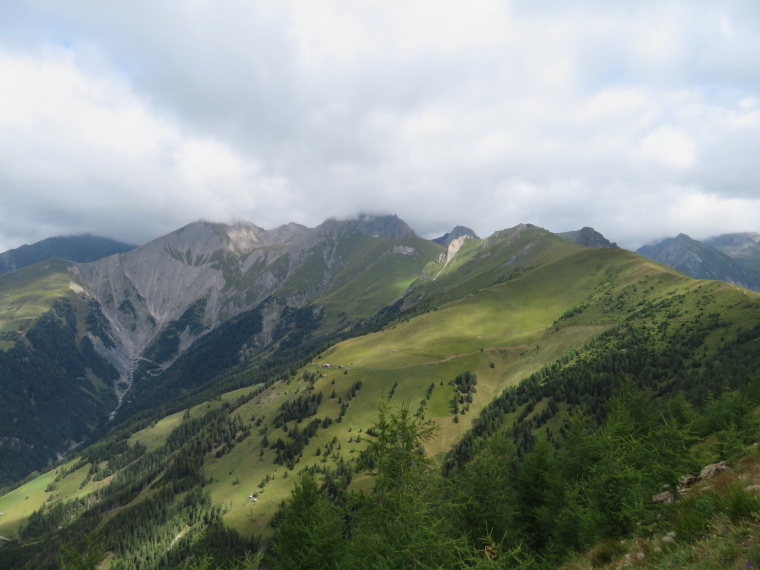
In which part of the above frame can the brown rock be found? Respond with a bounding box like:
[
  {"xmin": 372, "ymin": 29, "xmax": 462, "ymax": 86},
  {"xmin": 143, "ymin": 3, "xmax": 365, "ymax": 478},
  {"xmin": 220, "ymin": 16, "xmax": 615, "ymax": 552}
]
[
  {"xmin": 699, "ymin": 461, "xmax": 727, "ymax": 480},
  {"xmin": 652, "ymin": 491, "xmax": 674, "ymax": 504}
]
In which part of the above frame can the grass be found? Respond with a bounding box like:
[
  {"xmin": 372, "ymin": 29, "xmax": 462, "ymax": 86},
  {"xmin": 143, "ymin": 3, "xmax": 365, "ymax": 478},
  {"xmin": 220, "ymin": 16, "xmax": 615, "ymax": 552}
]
[
  {"xmin": 0, "ymin": 258, "xmax": 75, "ymax": 335},
  {"xmin": 0, "ymin": 458, "xmax": 89, "ymax": 539},
  {"xmin": 146, "ymin": 238, "xmax": 741, "ymax": 532},
  {"xmin": 316, "ymin": 236, "xmax": 443, "ymax": 327}
]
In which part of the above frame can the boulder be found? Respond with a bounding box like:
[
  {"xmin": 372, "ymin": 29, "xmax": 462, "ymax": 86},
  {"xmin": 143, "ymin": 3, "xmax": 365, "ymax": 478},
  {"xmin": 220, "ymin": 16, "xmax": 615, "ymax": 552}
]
[
  {"xmin": 699, "ymin": 461, "xmax": 727, "ymax": 480},
  {"xmin": 652, "ymin": 491, "xmax": 674, "ymax": 504},
  {"xmin": 679, "ymin": 474, "xmax": 701, "ymax": 488}
]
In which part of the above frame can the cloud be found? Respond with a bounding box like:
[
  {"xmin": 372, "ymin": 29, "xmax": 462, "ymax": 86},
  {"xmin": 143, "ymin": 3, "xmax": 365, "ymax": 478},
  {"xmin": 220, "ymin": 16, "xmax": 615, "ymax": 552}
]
[
  {"xmin": 639, "ymin": 126, "xmax": 697, "ymax": 169},
  {"xmin": 0, "ymin": 48, "xmax": 282, "ymax": 248},
  {"xmin": 0, "ymin": 0, "xmax": 759, "ymax": 252}
]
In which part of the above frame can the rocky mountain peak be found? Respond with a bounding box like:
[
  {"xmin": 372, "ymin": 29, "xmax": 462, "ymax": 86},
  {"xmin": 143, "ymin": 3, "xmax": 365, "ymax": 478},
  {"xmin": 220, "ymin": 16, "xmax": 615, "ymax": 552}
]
[
  {"xmin": 432, "ymin": 225, "xmax": 479, "ymax": 246},
  {"xmin": 636, "ymin": 233, "xmax": 760, "ymax": 292},
  {"xmin": 558, "ymin": 227, "xmax": 617, "ymax": 248}
]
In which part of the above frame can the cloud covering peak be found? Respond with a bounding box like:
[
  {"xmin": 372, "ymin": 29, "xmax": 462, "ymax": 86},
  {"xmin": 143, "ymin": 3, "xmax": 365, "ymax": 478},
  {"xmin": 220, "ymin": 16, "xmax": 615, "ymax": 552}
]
[{"xmin": 1, "ymin": 0, "xmax": 759, "ymax": 251}]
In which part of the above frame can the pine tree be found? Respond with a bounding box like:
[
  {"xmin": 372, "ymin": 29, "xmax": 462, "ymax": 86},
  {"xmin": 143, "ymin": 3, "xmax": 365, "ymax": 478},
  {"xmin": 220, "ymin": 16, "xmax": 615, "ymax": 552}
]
[
  {"xmin": 269, "ymin": 473, "xmax": 344, "ymax": 570},
  {"xmin": 344, "ymin": 403, "xmax": 463, "ymax": 568}
]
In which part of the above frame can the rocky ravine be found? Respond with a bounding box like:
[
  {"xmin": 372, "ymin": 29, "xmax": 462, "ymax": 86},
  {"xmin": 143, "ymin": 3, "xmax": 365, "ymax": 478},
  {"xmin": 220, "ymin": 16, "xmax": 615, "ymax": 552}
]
[{"xmin": 72, "ymin": 215, "xmax": 421, "ymax": 409}]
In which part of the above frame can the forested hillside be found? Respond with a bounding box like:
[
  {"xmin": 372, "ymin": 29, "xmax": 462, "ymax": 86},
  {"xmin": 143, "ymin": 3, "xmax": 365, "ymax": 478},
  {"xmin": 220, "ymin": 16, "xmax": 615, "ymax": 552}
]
[
  {"xmin": 2, "ymin": 223, "xmax": 760, "ymax": 568},
  {"xmin": 0, "ymin": 260, "xmax": 120, "ymax": 484}
]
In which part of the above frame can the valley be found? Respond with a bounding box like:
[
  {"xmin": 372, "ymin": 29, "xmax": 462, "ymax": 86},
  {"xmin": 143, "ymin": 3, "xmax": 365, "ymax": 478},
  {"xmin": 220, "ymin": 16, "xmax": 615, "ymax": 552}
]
[{"xmin": 2, "ymin": 217, "xmax": 760, "ymax": 568}]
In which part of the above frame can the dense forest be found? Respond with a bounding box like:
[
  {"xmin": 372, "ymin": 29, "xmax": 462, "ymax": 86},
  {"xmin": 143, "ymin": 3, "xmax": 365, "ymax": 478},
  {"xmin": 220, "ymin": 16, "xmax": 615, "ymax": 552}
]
[{"xmin": 0, "ymin": 298, "xmax": 119, "ymax": 485}]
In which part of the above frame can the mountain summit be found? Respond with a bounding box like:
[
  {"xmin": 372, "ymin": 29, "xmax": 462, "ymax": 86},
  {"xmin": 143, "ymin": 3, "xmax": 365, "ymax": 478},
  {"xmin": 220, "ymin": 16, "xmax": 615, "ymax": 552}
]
[
  {"xmin": 432, "ymin": 225, "xmax": 480, "ymax": 246},
  {"xmin": 558, "ymin": 227, "xmax": 617, "ymax": 248},
  {"xmin": 70, "ymin": 215, "xmax": 439, "ymax": 414}
]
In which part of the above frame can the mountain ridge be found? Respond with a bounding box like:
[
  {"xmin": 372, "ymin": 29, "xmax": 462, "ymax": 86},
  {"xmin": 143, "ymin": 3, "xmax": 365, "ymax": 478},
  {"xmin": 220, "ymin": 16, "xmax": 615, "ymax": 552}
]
[
  {"xmin": 637, "ymin": 232, "xmax": 760, "ymax": 292},
  {"xmin": 3, "ymin": 215, "xmax": 760, "ymax": 569},
  {"xmin": 0, "ymin": 234, "xmax": 136, "ymax": 274}
]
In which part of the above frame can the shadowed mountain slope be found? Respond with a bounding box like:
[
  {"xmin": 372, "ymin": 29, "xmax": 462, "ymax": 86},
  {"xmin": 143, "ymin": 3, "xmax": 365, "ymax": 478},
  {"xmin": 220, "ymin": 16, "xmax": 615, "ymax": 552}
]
[
  {"xmin": 638, "ymin": 233, "xmax": 760, "ymax": 292},
  {"xmin": 0, "ymin": 235, "xmax": 136, "ymax": 274}
]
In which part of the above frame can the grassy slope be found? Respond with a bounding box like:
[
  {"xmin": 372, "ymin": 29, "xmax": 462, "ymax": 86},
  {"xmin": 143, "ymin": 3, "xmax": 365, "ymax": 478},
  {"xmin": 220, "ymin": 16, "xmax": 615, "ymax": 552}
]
[
  {"xmin": 0, "ymin": 258, "xmax": 76, "ymax": 336},
  {"xmin": 314, "ymin": 235, "xmax": 444, "ymax": 327},
  {"xmin": 5, "ymin": 232, "xmax": 760, "ymax": 551},
  {"xmin": 207, "ymin": 248, "xmax": 760, "ymax": 535}
]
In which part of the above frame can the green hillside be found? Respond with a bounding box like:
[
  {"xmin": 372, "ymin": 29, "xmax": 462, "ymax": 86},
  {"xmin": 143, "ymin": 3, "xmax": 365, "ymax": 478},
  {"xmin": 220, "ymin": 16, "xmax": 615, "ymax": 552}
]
[
  {"xmin": 0, "ymin": 260, "xmax": 120, "ymax": 485},
  {"xmin": 0, "ymin": 258, "xmax": 76, "ymax": 334},
  {"xmin": 3, "ymin": 227, "xmax": 760, "ymax": 568},
  {"xmin": 314, "ymin": 234, "xmax": 444, "ymax": 326}
]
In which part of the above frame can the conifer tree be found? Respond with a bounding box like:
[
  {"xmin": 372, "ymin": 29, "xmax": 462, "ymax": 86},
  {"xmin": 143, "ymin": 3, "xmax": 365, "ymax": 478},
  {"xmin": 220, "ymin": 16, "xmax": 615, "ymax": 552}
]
[{"xmin": 269, "ymin": 473, "xmax": 344, "ymax": 570}]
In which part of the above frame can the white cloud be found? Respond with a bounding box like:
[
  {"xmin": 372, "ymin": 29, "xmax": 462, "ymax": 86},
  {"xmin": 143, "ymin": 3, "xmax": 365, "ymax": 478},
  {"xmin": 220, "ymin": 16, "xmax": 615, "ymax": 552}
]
[
  {"xmin": 639, "ymin": 126, "xmax": 697, "ymax": 169},
  {"xmin": 0, "ymin": 48, "xmax": 284, "ymax": 248}
]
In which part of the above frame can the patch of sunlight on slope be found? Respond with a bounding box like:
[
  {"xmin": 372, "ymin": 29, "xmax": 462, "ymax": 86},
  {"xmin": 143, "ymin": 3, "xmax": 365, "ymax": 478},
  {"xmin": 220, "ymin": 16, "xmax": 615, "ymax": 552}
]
[{"xmin": 0, "ymin": 259, "xmax": 75, "ymax": 333}]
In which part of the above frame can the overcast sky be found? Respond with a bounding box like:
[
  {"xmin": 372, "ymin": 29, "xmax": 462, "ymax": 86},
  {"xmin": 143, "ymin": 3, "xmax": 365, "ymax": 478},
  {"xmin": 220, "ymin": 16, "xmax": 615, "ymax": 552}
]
[{"xmin": 1, "ymin": 0, "xmax": 759, "ymax": 251}]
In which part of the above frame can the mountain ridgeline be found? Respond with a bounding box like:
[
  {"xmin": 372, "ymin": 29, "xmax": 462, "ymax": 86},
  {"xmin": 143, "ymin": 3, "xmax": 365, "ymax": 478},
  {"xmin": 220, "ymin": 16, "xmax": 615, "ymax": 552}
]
[
  {"xmin": 2, "ymin": 217, "xmax": 760, "ymax": 568},
  {"xmin": 638, "ymin": 231, "xmax": 760, "ymax": 292},
  {"xmin": 0, "ymin": 234, "xmax": 135, "ymax": 274}
]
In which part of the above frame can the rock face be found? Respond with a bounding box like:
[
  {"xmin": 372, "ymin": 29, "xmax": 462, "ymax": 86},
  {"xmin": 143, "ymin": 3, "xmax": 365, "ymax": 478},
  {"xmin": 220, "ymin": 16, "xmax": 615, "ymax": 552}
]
[
  {"xmin": 638, "ymin": 234, "xmax": 760, "ymax": 292},
  {"xmin": 444, "ymin": 236, "xmax": 470, "ymax": 266},
  {"xmin": 704, "ymin": 232, "xmax": 760, "ymax": 257},
  {"xmin": 71, "ymin": 216, "xmax": 432, "ymax": 407},
  {"xmin": 0, "ymin": 235, "xmax": 136, "ymax": 274},
  {"xmin": 557, "ymin": 227, "xmax": 617, "ymax": 248},
  {"xmin": 652, "ymin": 491, "xmax": 674, "ymax": 504},
  {"xmin": 432, "ymin": 226, "xmax": 479, "ymax": 246}
]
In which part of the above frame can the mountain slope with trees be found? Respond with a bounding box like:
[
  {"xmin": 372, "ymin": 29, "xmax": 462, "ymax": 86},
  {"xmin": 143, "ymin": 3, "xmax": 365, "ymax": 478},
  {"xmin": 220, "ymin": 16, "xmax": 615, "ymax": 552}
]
[
  {"xmin": 0, "ymin": 260, "xmax": 120, "ymax": 484},
  {"xmin": 0, "ymin": 216, "xmax": 443, "ymax": 483},
  {"xmin": 2, "ymin": 222, "xmax": 760, "ymax": 568}
]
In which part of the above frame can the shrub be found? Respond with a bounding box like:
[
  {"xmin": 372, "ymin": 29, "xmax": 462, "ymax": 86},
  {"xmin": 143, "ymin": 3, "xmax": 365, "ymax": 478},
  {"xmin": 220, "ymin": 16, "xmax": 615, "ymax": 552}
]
[{"xmin": 588, "ymin": 539, "xmax": 625, "ymax": 568}]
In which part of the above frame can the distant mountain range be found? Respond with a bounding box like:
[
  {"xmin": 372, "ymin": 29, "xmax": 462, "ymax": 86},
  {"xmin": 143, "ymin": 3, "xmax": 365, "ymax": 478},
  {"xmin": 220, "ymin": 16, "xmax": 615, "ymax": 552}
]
[
  {"xmin": 0, "ymin": 234, "xmax": 135, "ymax": 274},
  {"xmin": 637, "ymin": 232, "xmax": 760, "ymax": 292}
]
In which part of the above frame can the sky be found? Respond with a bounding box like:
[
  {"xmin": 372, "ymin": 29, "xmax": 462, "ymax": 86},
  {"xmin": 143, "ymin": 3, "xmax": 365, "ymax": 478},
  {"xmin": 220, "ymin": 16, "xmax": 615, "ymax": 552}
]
[{"xmin": 1, "ymin": 0, "xmax": 759, "ymax": 252}]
